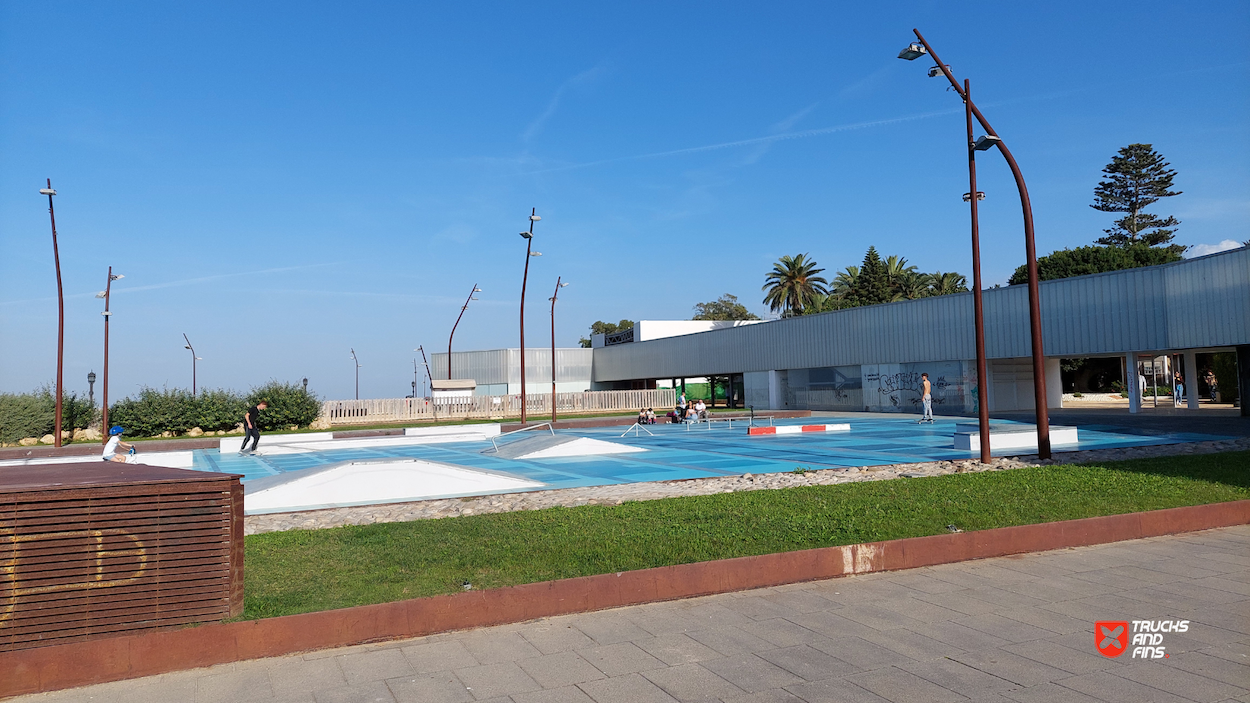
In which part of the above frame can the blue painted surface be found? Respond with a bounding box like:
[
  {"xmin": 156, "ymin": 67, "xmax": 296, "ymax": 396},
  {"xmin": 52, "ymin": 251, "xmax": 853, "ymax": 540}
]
[{"xmin": 191, "ymin": 418, "xmax": 1230, "ymax": 505}]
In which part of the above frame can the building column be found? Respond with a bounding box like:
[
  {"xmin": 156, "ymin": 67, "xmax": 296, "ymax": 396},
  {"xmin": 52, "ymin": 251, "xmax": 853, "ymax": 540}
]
[
  {"xmin": 1045, "ymin": 358, "xmax": 1062, "ymax": 409},
  {"xmin": 767, "ymin": 370, "xmax": 784, "ymax": 410},
  {"xmin": 1184, "ymin": 350, "xmax": 1200, "ymax": 410},
  {"xmin": 1125, "ymin": 352, "xmax": 1141, "ymax": 414}
]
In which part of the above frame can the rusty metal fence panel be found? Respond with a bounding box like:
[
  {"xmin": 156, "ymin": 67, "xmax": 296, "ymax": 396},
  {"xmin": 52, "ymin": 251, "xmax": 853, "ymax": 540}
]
[{"xmin": 0, "ymin": 463, "xmax": 243, "ymax": 652}]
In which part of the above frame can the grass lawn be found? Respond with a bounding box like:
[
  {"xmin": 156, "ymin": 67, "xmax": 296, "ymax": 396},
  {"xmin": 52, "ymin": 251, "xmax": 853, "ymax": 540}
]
[{"xmin": 242, "ymin": 450, "xmax": 1250, "ymax": 620}]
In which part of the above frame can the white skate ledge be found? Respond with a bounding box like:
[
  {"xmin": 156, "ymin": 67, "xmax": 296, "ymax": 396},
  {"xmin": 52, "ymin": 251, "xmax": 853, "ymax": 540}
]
[{"xmin": 954, "ymin": 423, "xmax": 1078, "ymax": 452}]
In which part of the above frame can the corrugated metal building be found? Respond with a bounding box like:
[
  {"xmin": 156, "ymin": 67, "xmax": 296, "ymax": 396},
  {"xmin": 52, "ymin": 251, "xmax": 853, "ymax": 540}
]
[
  {"xmin": 431, "ymin": 348, "xmax": 593, "ymax": 396},
  {"xmin": 591, "ymin": 248, "xmax": 1250, "ymax": 415}
]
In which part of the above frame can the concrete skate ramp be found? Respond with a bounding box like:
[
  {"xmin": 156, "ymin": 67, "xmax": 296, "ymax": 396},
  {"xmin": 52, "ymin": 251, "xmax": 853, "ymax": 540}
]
[
  {"xmin": 244, "ymin": 459, "xmax": 543, "ymax": 513},
  {"xmin": 486, "ymin": 434, "xmax": 645, "ymax": 460}
]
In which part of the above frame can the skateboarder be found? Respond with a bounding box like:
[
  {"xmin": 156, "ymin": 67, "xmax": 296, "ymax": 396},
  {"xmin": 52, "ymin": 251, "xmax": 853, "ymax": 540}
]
[
  {"xmin": 919, "ymin": 373, "xmax": 934, "ymax": 424},
  {"xmin": 239, "ymin": 400, "xmax": 268, "ymax": 454}
]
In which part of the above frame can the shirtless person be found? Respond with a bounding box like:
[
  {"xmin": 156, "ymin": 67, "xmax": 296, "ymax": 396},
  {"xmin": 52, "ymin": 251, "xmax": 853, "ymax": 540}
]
[{"xmin": 919, "ymin": 373, "xmax": 934, "ymax": 424}]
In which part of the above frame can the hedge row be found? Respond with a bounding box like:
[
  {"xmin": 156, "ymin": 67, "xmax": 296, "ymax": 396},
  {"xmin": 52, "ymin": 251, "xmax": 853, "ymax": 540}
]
[
  {"xmin": 0, "ymin": 388, "xmax": 97, "ymax": 444},
  {"xmin": 108, "ymin": 382, "xmax": 321, "ymax": 438}
]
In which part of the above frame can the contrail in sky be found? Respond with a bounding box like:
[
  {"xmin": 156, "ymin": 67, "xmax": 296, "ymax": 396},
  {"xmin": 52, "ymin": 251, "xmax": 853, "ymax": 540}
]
[
  {"xmin": 523, "ymin": 107, "xmax": 965, "ymax": 175},
  {"xmin": 0, "ymin": 263, "xmax": 333, "ymax": 306}
]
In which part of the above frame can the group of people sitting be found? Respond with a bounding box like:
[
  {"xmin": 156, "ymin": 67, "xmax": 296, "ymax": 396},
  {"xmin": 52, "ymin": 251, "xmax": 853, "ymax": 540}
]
[
  {"xmin": 636, "ymin": 408, "xmax": 658, "ymax": 424},
  {"xmin": 662, "ymin": 397, "xmax": 708, "ymax": 424}
]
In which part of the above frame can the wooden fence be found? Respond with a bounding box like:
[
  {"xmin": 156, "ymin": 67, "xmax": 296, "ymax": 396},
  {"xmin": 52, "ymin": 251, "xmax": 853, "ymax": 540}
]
[{"xmin": 320, "ymin": 389, "xmax": 677, "ymax": 426}]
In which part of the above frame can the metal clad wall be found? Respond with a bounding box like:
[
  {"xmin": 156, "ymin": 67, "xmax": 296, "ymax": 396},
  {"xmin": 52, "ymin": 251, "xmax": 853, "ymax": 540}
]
[
  {"xmin": 432, "ymin": 348, "xmax": 594, "ymax": 385},
  {"xmin": 592, "ymin": 249, "xmax": 1248, "ymax": 383},
  {"xmin": 1166, "ymin": 248, "xmax": 1250, "ymax": 349}
]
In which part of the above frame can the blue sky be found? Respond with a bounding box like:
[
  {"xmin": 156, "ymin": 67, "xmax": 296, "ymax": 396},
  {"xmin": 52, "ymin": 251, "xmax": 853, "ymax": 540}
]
[{"xmin": 2, "ymin": 1, "xmax": 1247, "ymax": 401}]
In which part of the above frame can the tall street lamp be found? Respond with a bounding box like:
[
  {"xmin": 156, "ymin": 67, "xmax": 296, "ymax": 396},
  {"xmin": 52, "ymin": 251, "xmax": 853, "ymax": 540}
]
[
  {"xmin": 96, "ymin": 267, "xmax": 124, "ymax": 440},
  {"xmin": 447, "ymin": 283, "xmax": 482, "ymax": 379},
  {"xmin": 40, "ymin": 180, "xmax": 65, "ymax": 447},
  {"xmin": 415, "ymin": 346, "xmax": 433, "ymax": 393},
  {"xmin": 183, "ymin": 333, "xmax": 202, "ymax": 397},
  {"xmin": 899, "ymin": 30, "xmax": 1052, "ymax": 460},
  {"xmin": 87, "ymin": 371, "xmax": 96, "ymax": 407},
  {"xmin": 518, "ymin": 208, "xmax": 541, "ymax": 424},
  {"xmin": 350, "ymin": 348, "xmax": 362, "ymax": 400},
  {"xmin": 548, "ymin": 277, "xmax": 569, "ymax": 423}
]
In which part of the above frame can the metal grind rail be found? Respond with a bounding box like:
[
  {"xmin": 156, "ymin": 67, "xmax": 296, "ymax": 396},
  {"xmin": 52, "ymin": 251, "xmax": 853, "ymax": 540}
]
[
  {"xmin": 619, "ymin": 422, "xmax": 656, "ymax": 437},
  {"xmin": 683, "ymin": 415, "xmax": 777, "ymax": 431},
  {"xmin": 485, "ymin": 422, "xmax": 555, "ymax": 452}
]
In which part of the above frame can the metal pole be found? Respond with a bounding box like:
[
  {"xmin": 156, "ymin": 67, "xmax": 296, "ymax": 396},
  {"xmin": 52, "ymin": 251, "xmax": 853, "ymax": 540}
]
[
  {"xmin": 102, "ymin": 266, "xmax": 113, "ymax": 442},
  {"xmin": 519, "ymin": 208, "xmax": 537, "ymax": 424},
  {"xmin": 448, "ymin": 282, "xmax": 479, "ymax": 379},
  {"xmin": 912, "ymin": 29, "xmax": 1051, "ymax": 459},
  {"xmin": 550, "ymin": 276, "xmax": 562, "ymax": 423},
  {"xmin": 965, "ymin": 79, "xmax": 991, "ymax": 465},
  {"xmin": 351, "ymin": 348, "xmax": 360, "ymax": 400},
  {"xmin": 183, "ymin": 333, "xmax": 198, "ymax": 397},
  {"xmin": 45, "ymin": 180, "xmax": 64, "ymax": 447}
]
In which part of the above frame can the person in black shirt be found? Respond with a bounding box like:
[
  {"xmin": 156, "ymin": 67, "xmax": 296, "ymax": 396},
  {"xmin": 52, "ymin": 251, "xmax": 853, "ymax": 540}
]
[{"xmin": 239, "ymin": 400, "xmax": 268, "ymax": 454}]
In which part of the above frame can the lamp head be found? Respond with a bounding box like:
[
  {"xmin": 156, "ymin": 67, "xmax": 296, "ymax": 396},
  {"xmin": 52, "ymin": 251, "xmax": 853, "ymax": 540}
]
[
  {"xmin": 973, "ymin": 135, "xmax": 1002, "ymax": 151},
  {"xmin": 110, "ymin": 273, "xmax": 124, "ymax": 280},
  {"xmin": 519, "ymin": 231, "xmax": 533, "ymax": 239},
  {"xmin": 530, "ymin": 251, "xmax": 543, "ymax": 256},
  {"xmin": 898, "ymin": 42, "xmax": 927, "ymax": 60},
  {"xmin": 559, "ymin": 282, "xmax": 569, "ymax": 287},
  {"xmin": 962, "ymin": 192, "xmax": 986, "ymax": 202},
  {"xmin": 95, "ymin": 291, "xmax": 107, "ymax": 298},
  {"xmin": 927, "ymin": 65, "xmax": 948, "ymax": 78},
  {"xmin": 529, "ymin": 214, "xmax": 541, "ymax": 222},
  {"xmin": 473, "ymin": 287, "xmax": 482, "ymax": 292},
  {"xmin": 185, "ymin": 344, "xmax": 192, "ymax": 350},
  {"xmin": 39, "ymin": 188, "xmax": 56, "ymax": 196},
  {"xmin": 88, "ymin": 371, "xmax": 96, "ymax": 383}
]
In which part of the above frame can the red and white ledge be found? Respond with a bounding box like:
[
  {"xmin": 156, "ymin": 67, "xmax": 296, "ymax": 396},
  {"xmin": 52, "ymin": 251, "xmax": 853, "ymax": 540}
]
[{"xmin": 747, "ymin": 423, "xmax": 851, "ymax": 436}]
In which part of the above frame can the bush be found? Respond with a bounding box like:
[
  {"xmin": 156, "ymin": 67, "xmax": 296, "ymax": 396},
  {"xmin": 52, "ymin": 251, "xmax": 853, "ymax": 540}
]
[
  {"xmin": 106, "ymin": 381, "xmax": 321, "ymax": 438},
  {"xmin": 0, "ymin": 387, "xmax": 96, "ymax": 444},
  {"xmin": 1212, "ymin": 352, "xmax": 1240, "ymax": 404},
  {"xmin": 247, "ymin": 381, "xmax": 321, "ymax": 431}
]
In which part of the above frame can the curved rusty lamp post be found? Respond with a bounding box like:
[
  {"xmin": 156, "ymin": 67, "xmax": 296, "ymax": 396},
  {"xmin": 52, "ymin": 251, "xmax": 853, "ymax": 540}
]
[
  {"xmin": 518, "ymin": 209, "xmax": 541, "ymax": 424},
  {"xmin": 447, "ymin": 283, "xmax": 481, "ymax": 379},
  {"xmin": 899, "ymin": 30, "xmax": 1051, "ymax": 460},
  {"xmin": 548, "ymin": 277, "xmax": 569, "ymax": 423},
  {"xmin": 40, "ymin": 180, "xmax": 64, "ymax": 447}
]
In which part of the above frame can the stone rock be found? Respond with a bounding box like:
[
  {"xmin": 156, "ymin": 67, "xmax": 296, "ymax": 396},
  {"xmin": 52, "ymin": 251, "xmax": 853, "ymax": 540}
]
[
  {"xmin": 73, "ymin": 427, "xmax": 102, "ymax": 441},
  {"xmin": 186, "ymin": 427, "xmax": 204, "ymax": 437},
  {"xmin": 216, "ymin": 430, "xmax": 226, "ymax": 436},
  {"xmin": 19, "ymin": 437, "xmax": 38, "ymax": 446},
  {"xmin": 39, "ymin": 434, "xmax": 56, "ymax": 444},
  {"xmin": 160, "ymin": 431, "xmax": 173, "ymax": 438},
  {"xmin": 310, "ymin": 418, "xmax": 332, "ymax": 430}
]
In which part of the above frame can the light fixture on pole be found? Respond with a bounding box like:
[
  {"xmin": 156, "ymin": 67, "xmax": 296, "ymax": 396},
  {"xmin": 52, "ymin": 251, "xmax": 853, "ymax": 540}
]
[
  {"xmin": 96, "ymin": 268, "xmax": 124, "ymax": 441},
  {"xmin": 41, "ymin": 180, "xmax": 65, "ymax": 447},
  {"xmin": 962, "ymin": 192, "xmax": 986, "ymax": 202},
  {"xmin": 182, "ymin": 333, "xmax": 202, "ymax": 397},
  {"xmin": 899, "ymin": 28, "xmax": 1052, "ymax": 460},
  {"xmin": 448, "ymin": 283, "xmax": 482, "ymax": 379},
  {"xmin": 87, "ymin": 371, "xmax": 96, "ymax": 406},
  {"xmin": 350, "ymin": 348, "xmax": 361, "ymax": 400},
  {"xmin": 518, "ymin": 208, "xmax": 540, "ymax": 424},
  {"xmin": 548, "ymin": 277, "xmax": 569, "ymax": 423}
]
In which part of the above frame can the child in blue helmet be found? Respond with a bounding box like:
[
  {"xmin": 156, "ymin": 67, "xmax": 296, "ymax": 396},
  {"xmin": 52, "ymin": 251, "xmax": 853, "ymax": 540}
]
[{"xmin": 102, "ymin": 426, "xmax": 136, "ymax": 463}]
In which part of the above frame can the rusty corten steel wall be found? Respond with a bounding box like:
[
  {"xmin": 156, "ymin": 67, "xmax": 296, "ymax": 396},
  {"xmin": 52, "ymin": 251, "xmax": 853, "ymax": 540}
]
[{"xmin": 0, "ymin": 462, "xmax": 243, "ymax": 652}]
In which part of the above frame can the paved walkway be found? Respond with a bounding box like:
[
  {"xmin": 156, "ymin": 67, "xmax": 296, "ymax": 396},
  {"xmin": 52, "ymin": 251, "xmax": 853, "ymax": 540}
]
[{"xmin": 15, "ymin": 526, "xmax": 1249, "ymax": 703}]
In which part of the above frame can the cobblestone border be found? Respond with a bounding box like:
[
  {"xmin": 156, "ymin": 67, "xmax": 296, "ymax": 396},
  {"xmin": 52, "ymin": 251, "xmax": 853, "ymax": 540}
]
[{"xmin": 245, "ymin": 436, "xmax": 1250, "ymax": 535}]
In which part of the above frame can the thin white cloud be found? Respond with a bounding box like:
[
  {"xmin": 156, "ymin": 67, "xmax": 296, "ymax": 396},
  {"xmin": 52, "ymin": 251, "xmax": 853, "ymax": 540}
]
[
  {"xmin": 1186, "ymin": 240, "xmax": 1245, "ymax": 258},
  {"xmin": 523, "ymin": 106, "xmax": 964, "ymax": 175},
  {"xmin": 522, "ymin": 65, "xmax": 606, "ymax": 143},
  {"xmin": 0, "ymin": 263, "xmax": 334, "ymax": 306}
]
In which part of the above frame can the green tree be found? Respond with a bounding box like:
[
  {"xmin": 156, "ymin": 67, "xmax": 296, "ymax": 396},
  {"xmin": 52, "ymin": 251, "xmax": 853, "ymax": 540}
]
[
  {"xmin": 892, "ymin": 271, "xmax": 933, "ymax": 301},
  {"xmin": 579, "ymin": 319, "xmax": 635, "ymax": 347},
  {"xmin": 1008, "ymin": 243, "xmax": 1182, "ymax": 284},
  {"xmin": 849, "ymin": 246, "xmax": 891, "ymax": 306},
  {"xmin": 692, "ymin": 294, "xmax": 760, "ymax": 321},
  {"xmin": 1092, "ymin": 143, "xmax": 1182, "ymax": 248},
  {"xmin": 928, "ymin": 271, "xmax": 969, "ymax": 296},
  {"xmin": 761, "ymin": 253, "xmax": 828, "ymax": 316},
  {"xmin": 830, "ymin": 266, "xmax": 859, "ymax": 302}
]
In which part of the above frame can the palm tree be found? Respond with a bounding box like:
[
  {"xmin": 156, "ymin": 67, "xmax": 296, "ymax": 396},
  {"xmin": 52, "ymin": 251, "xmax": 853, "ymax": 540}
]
[
  {"xmin": 884, "ymin": 256, "xmax": 919, "ymax": 290},
  {"xmin": 762, "ymin": 253, "xmax": 828, "ymax": 316},
  {"xmin": 929, "ymin": 271, "xmax": 969, "ymax": 296},
  {"xmin": 892, "ymin": 271, "xmax": 933, "ymax": 301},
  {"xmin": 830, "ymin": 266, "xmax": 859, "ymax": 301}
]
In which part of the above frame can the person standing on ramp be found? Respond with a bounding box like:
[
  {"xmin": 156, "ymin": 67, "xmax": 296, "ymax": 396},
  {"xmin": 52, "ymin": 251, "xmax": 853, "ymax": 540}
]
[
  {"xmin": 919, "ymin": 373, "xmax": 934, "ymax": 424},
  {"xmin": 239, "ymin": 400, "xmax": 268, "ymax": 454}
]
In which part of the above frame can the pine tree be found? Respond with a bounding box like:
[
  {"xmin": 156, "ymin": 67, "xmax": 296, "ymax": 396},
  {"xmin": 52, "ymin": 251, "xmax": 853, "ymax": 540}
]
[
  {"xmin": 852, "ymin": 247, "xmax": 891, "ymax": 306},
  {"xmin": 1091, "ymin": 144, "xmax": 1182, "ymax": 247}
]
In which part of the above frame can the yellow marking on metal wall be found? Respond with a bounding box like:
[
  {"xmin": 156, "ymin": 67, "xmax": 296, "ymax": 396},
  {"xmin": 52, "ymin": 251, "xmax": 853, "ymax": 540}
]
[{"xmin": 0, "ymin": 527, "xmax": 148, "ymax": 626}]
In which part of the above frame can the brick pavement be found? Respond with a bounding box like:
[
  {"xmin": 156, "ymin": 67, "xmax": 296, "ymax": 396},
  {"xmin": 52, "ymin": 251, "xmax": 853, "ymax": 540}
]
[{"xmin": 12, "ymin": 525, "xmax": 1249, "ymax": 703}]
